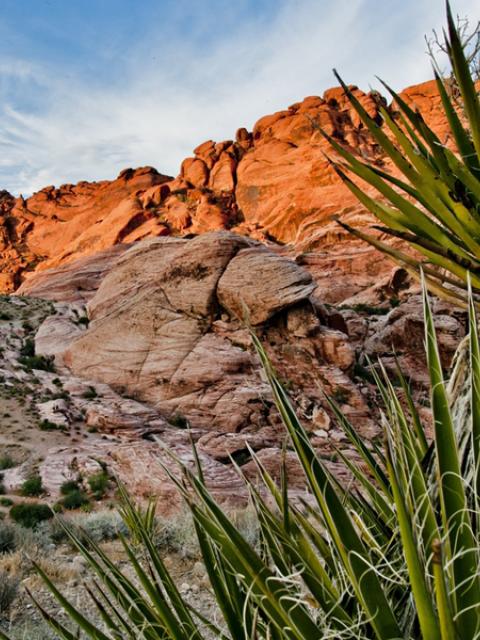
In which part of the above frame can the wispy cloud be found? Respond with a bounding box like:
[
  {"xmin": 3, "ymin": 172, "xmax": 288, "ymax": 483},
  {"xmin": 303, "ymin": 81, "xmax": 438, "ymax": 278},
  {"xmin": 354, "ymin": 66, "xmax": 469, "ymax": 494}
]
[{"xmin": 0, "ymin": 0, "xmax": 479, "ymax": 195}]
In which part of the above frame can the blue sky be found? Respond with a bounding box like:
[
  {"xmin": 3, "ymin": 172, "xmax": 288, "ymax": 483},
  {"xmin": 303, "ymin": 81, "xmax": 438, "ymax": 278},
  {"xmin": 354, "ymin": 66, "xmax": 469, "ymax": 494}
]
[{"xmin": 1, "ymin": 0, "xmax": 479, "ymax": 195}]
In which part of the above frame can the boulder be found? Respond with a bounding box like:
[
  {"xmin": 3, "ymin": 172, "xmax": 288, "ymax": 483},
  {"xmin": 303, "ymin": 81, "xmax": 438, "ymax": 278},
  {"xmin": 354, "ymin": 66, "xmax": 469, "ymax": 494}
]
[{"xmin": 217, "ymin": 246, "xmax": 316, "ymax": 324}]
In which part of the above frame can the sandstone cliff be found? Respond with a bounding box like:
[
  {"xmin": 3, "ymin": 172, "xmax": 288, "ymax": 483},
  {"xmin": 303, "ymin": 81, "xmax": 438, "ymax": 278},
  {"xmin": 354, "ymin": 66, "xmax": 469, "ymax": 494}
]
[{"xmin": 1, "ymin": 80, "xmax": 449, "ymax": 294}]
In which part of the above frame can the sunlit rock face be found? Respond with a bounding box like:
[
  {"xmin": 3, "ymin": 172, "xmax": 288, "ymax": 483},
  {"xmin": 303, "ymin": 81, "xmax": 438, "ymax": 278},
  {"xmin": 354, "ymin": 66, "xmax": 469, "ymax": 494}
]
[{"xmin": 1, "ymin": 79, "xmax": 451, "ymax": 295}]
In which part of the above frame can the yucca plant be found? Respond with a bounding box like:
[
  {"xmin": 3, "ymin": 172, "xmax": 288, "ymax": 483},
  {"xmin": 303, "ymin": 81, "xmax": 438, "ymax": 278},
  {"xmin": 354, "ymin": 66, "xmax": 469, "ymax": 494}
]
[
  {"xmin": 319, "ymin": 1, "xmax": 480, "ymax": 304},
  {"xmin": 3, "ymin": 282, "xmax": 478, "ymax": 640}
]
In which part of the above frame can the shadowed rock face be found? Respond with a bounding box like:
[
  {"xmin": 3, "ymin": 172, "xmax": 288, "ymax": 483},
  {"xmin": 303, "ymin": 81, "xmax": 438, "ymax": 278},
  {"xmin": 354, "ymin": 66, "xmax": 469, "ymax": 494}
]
[{"xmin": 1, "ymin": 79, "xmax": 454, "ymax": 294}]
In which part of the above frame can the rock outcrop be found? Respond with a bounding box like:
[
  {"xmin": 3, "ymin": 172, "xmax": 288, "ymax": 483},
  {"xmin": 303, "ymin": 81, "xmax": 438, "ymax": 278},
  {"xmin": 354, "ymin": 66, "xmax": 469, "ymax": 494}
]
[
  {"xmin": 58, "ymin": 232, "xmax": 371, "ymax": 436},
  {"xmin": 0, "ymin": 79, "xmax": 455, "ymax": 294}
]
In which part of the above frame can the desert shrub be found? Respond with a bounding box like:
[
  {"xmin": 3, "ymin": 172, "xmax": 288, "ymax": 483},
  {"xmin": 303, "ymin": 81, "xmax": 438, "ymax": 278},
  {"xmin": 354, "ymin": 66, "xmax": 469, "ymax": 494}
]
[
  {"xmin": 154, "ymin": 508, "xmax": 199, "ymax": 558},
  {"xmin": 62, "ymin": 490, "xmax": 90, "ymax": 511},
  {"xmin": 18, "ymin": 354, "xmax": 55, "ymax": 373},
  {"xmin": 38, "ymin": 419, "xmax": 63, "ymax": 431},
  {"xmin": 19, "ymin": 338, "xmax": 35, "ymax": 357},
  {"xmin": 60, "ymin": 480, "xmax": 80, "ymax": 496},
  {"xmin": 43, "ymin": 511, "xmax": 128, "ymax": 546},
  {"xmin": 82, "ymin": 385, "xmax": 97, "ymax": 399},
  {"xmin": 0, "ymin": 454, "xmax": 16, "ymax": 471},
  {"xmin": 168, "ymin": 413, "xmax": 189, "ymax": 428},
  {"xmin": 74, "ymin": 511, "xmax": 128, "ymax": 543},
  {"xmin": 0, "ymin": 569, "xmax": 18, "ymax": 615},
  {"xmin": 0, "ymin": 523, "xmax": 16, "ymax": 554},
  {"xmin": 40, "ymin": 515, "xmax": 69, "ymax": 545},
  {"xmin": 10, "ymin": 503, "xmax": 52, "ymax": 529},
  {"xmin": 20, "ymin": 474, "xmax": 43, "ymax": 497},
  {"xmin": 87, "ymin": 471, "xmax": 109, "ymax": 499},
  {"xmin": 0, "ymin": 498, "xmax": 13, "ymax": 507}
]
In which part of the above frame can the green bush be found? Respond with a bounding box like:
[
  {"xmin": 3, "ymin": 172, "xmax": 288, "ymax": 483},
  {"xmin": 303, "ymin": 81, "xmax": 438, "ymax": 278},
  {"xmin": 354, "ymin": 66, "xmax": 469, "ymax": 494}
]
[
  {"xmin": 0, "ymin": 454, "xmax": 16, "ymax": 470},
  {"xmin": 74, "ymin": 511, "xmax": 129, "ymax": 543},
  {"xmin": 19, "ymin": 338, "xmax": 35, "ymax": 357},
  {"xmin": 38, "ymin": 419, "xmax": 63, "ymax": 431},
  {"xmin": 81, "ymin": 385, "xmax": 97, "ymax": 399},
  {"xmin": 20, "ymin": 475, "xmax": 43, "ymax": 497},
  {"xmin": 10, "ymin": 503, "xmax": 53, "ymax": 529},
  {"xmin": 19, "ymin": 354, "xmax": 55, "ymax": 373},
  {"xmin": 62, "ymin": 490, "xmax": 90, "ymax": 511},
  {"xmin": 87, "ymin": 472, "xmax": 109, "ymax": 499},
  {"xmin": 60, "ymin": 480, "xmax": 80, "ymax": 495},
  {"xmin": 0, "ymin": 497, "xmax": 13, "ymax": 507},
  {"xmin": 168, "ymin": 413, "xmax": 189, "ymax": 428}
]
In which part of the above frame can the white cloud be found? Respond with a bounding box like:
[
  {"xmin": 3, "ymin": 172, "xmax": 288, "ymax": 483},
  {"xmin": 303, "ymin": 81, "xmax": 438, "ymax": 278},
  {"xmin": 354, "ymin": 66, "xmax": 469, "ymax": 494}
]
[{"xmin": 0, "ymin": 0, "xmax": 479, "ymax": 195}]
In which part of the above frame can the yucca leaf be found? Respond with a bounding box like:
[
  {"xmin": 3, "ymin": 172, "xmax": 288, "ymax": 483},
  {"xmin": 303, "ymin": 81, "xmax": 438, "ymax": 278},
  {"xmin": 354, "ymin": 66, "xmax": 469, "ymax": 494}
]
[
  {"xmin": 394, "ymin": 357, "xmax": 429, "ymax": 455},
  {"xmin": 434, "ymin": 71, "xmax": 480, "ymax": 176},
  {"xmin": 334, "ymin": 218, "xmax": 471, "ymax": 304},
  {"xmin": 30, "ymin": 561, "xmax": 112, "ymax": 640},
  {"xmin": 431, "ymin": 540, "xmax": 458, "ymax": 640},
  {"xmin": 333, "ymin": 446, "xmax": 394, "ymax": 526},
  {"xmin": 53, "ymin": 517, "xmax": 169, "ymax": 638},
  {"xmin": 84, "ymin": 583, "xmax": 132, "ymax": 640},
  {"xmin": 423, "ymin": 278, "xmax": 480, "ymax": 637},
  {"xmin": 188, "ymin": 499, "xmax": 321, "ymax": 640},
  {"xmin": 468, "ymin": 279, "xmax": 480, "ymax": 498},
  {"xmin": 116, "ymin": 484, "xmax": 202, "ymax": 639},
  {"xmin": 252, "ymin": 335, "xmax": 402, "ymax": 639},
  {"xmin": 446, "ymin": 1, "xmax": 480, "ymax": 161},
  {"xmin": 26, "ymin": 587, "xmax": 88, "ymax": 640},
  {"xmin": 384, "ymin": 442, "xmax": 441, "ymax": 640},
  {"xmin": 326, "ymin": 397, "xmax": 389, "ymax": 487},
  {"xmin": 332, "ymin": 70, "xmax": 418, "ymax": 181},
  {"xmin": 118, "ymin": 534, "xmax": 192, "ymax": 639},
  {"xmin": 193, "ymin": 519, "xmax": 246, "ymax": 640},
  {"xmin": 244, "ymin": 463, "xmax": 353, "ymax": 625},
  {"xmin": 324, "ymin": 129, "xmax": 474, "ymax": 256},
  {"xmin": 87, "ymin": 579, "xmax": 138, "ymax": 639}
]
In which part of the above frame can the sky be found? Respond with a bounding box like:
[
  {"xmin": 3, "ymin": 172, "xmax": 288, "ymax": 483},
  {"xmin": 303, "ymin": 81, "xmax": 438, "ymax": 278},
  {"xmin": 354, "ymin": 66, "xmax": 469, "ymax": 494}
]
[{"xmin": 0, "ymin": 0, "xmax": 479, "ymax": 195}]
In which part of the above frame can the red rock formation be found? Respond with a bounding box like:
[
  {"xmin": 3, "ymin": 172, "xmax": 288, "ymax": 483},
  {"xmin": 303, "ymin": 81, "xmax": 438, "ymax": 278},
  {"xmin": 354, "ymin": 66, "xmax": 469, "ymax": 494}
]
[{"xmin": 0, "ymin": 79, "xmax": 455, "ymax": 293}]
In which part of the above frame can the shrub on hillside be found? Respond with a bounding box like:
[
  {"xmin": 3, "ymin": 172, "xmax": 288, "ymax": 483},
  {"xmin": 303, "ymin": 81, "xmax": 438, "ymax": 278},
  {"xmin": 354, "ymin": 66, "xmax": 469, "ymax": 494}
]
[
  {"xmin": 20, "ymin": 475, "xmax": 43, "ymax": 497},
  {"xmin": 60, "ymin": 480, "xmax": 80, "ymax": 496},
  {"xmin": 0, "ymin": 454, "xmax": 16, "ymax": 470},
  {"xmin": 87, "ymin": 471, "xmax": 109, "ymax": 499},
  {"xmin": 62, "ymin": 490, "xmax": 90, "ymax": 511},
  {"xmin": 10, "ymin": 503, "xmax": 53, "ymax": 529}
]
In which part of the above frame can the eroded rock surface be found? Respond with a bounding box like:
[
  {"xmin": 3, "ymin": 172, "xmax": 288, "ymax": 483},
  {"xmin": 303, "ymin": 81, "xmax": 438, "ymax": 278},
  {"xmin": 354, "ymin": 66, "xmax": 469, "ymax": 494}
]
[{"xmin": 61, "ymin": 232, "xmax": 365, "ymax": 437}]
